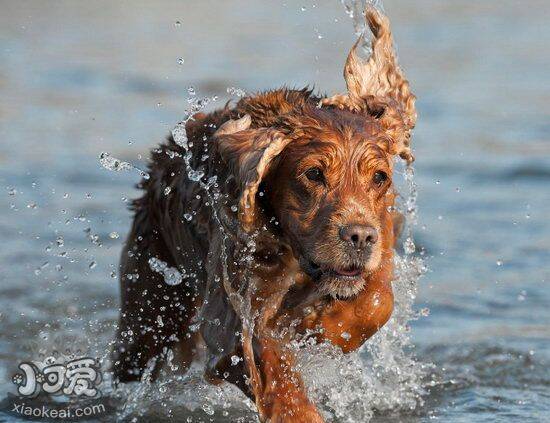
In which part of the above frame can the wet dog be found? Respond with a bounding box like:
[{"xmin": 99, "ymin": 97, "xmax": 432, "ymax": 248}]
[{"xmin": 112, "ymin": 7, "xmax": 416, "ymax": 422}]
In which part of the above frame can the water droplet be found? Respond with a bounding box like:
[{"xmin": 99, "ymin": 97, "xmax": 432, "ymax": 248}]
[
  {"xmin": 202, "ymin": 403, "xmax": 214, "ymax": 416},
  {"xmin": 496, "ymin": 259, "xmax": 503, "ymax": 266},
  {"xmin": 89, "ymin": 261, "xmax": 97, "ymax": 269},
  {"xmin": 148, "ymin": 257, "xmax": 183, "ymax": 286},
  {"xmin": 404, "ymin": 236, "xmax": 416, "ymax": 254},
  {"xmin": 109, "ymin": 231, "xmax": 119, "ymax": 239},
  {"xmin": 230, "ymin": 355, "xmax": 241, "ymax": 366},
  {"xmin": 177, "ymin": 57, "xmax": 185, "ymax": 65},
  {"xmin": 99, "ymin": 152, "xmax": 149, "ymax": 180},
  {"xmin": 99, "ymin": 152, "xmax": 131, "ymax": 171},
  {"xmin": 227, "ymin": 86, "xmax": 246, "ymax": 97},
  {"xmin": 126, "ymin": 273, "xmax": 138, "ymax": 281},
  {"xmin": 164, "ymin": 186, "xmax": 172, "ymax": 195}
]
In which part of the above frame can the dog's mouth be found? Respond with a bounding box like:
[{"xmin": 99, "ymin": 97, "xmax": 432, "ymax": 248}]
[
  {"xmin": 327, "ymin": 265, "xmax": 362, "ymax": 278},
  {"xmin": 300, "ymin": 258, "xmax": 364, "ymax": 280},
  {"xmin": 299, "ymin": 256, "xmax": 367, "ymax": 299}
]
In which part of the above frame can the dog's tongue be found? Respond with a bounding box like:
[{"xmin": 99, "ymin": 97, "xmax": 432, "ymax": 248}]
[{"xmin": 333, "ymin": 267, "xmax": 361, "ymax": 277}]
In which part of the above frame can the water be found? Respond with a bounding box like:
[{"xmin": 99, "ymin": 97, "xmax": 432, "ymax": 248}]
[{"xmin": 1, "ymin": 0, "xmax": 549, "ymax": 421}]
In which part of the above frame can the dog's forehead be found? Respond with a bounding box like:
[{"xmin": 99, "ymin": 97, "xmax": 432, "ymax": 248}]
[{"xmin": 287, "ymin": 108, "xmax": 391, "ymax": 161}]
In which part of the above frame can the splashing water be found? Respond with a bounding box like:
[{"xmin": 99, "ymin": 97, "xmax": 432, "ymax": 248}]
[
  {"xmin": 99, "ymin": 152, "xmax": 150, "ymax": 180},
  {"xmin": 227, "ymin": 86, "xmax": 247, "ymax": 98},
  {"xmin": 340, "ymin": 0, "xmax": 385, "ymax": 55},
  {"xmin": 171, "ymin": 88, "xmax": 265, "ymax": 410},
  {"xmin": 148, "ymin": 257, "xmax": 184, "ymax": 286},
  {"xmin": 116, "ymin": 363, "xmax": 258, "ymax": 422}
]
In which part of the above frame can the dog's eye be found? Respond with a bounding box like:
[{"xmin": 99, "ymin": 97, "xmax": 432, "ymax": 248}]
[
  {"xmin": 373, "ymin": 170, "xmax": 388, "ymax": 186},
  {"xmin": 305, "ymin": 167, "xmax": 324, "ymax": 183}
]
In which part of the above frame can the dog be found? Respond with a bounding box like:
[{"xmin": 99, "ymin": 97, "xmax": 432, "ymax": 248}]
[{"xmin": 112, "ymin": 7, "xmax": 416, "ymax": 422}]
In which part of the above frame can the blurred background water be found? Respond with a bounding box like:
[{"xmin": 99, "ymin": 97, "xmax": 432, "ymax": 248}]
[{"xmin": 0, "ymin": 0, "xmax": 549, "ymax": 421}]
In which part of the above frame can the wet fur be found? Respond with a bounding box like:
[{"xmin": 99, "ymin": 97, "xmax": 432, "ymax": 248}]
[{"xmin": 113, "ymin": 89, "xmax": 396, "ymax": 416}]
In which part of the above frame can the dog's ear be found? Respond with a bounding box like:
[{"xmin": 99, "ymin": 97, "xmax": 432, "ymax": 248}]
[
  {"xmin": 215, "ymin": 115, "xmax": 291, "ymax": 232},
  {"xmin": 322, "ymin": 6, "xmax": 416, "ymax": 163}
]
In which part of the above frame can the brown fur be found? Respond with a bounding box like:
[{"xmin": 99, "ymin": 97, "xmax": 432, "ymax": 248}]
[{"xmin": 112, "ymin": 7, "xmax": 415, "ymax": 422}]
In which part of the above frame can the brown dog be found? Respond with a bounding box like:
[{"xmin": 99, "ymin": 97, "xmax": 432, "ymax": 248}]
[{"xmin": 112, "ymin": 7, "xmax": 416, "ymax": 422}]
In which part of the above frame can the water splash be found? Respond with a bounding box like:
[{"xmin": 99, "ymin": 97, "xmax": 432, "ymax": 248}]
[
  {"xmin": 116, "ymin": 363, "xmax": 257, "ymax": 422},
  {"xmin": 227, "ymin": 86, "xmax": 246, "ymax": 98},
  {"xmin": 148, "ymin": 257, "xmax": 184, "ymax": 286},
  {"xmin": 340, "ymin": 0, "xmax": 384, "ymax": 56},
  {"xmin": 99, "ymin": 152, "xmax": 150, "ymax": 180}
]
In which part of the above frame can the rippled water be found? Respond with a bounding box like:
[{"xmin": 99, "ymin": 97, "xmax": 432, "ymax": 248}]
[{"xmin": 1, "ymin": 0, "xmax": 549, "ymax": 421}]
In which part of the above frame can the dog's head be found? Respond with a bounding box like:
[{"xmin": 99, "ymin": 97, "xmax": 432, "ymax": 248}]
[{"xmin": 216, "ymin": 7, "xmax": 415, "ymax": 299}]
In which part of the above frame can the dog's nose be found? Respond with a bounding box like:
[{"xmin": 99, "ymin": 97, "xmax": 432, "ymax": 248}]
[{"xmin": 339, "ymin": 224, "xmax": 378, "ymax": 249}]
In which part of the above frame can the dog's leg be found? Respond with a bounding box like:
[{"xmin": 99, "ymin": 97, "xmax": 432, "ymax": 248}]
[
  {"xmin": 253, "ymin": 336, "xmax": 323, "ymax": 423},
  {"xmin": 112, "ymin": 230, "xmax": 199, "ymax": 383},
  {"xmin": 238, "ymin": 267, "xmax": 324, "ymax": 423}
]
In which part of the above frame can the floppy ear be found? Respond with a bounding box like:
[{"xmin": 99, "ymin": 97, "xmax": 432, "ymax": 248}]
[
  {"xmin": 215, "ymin": 115, "xmax": 291, "ymax": 232},
  {"xmin": 322, "ymin": 6, "xmax": 416, "ymax": 162}
]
